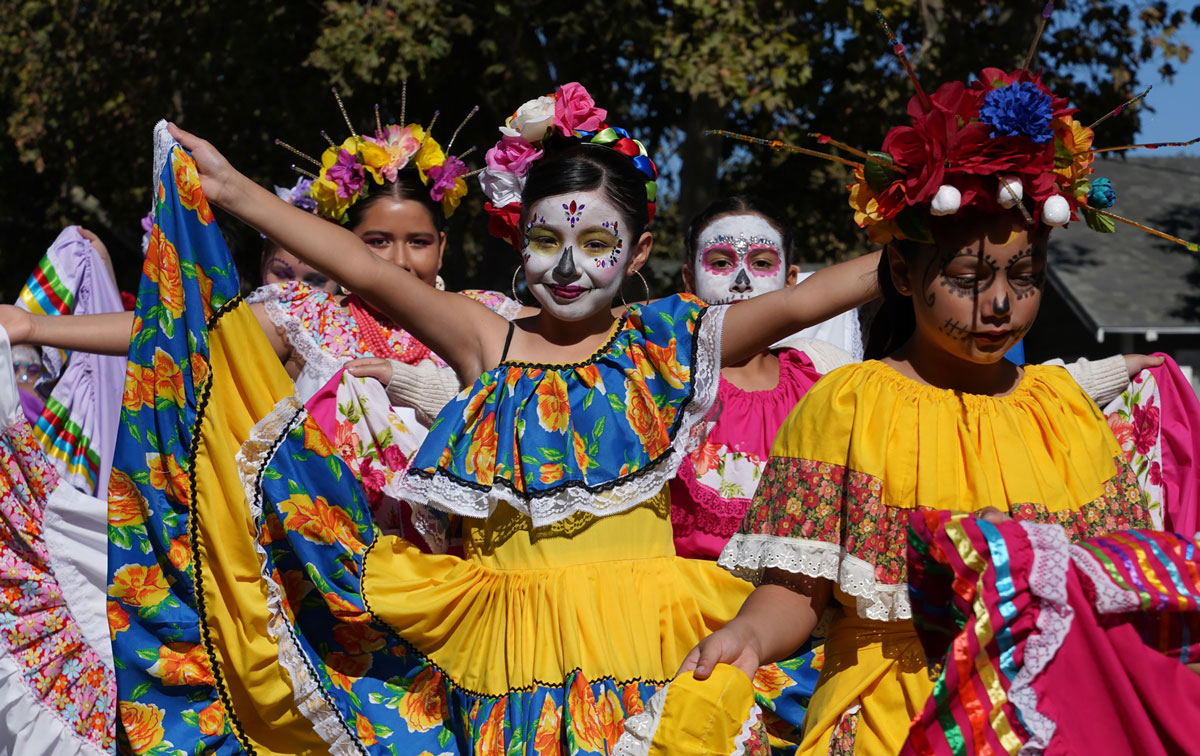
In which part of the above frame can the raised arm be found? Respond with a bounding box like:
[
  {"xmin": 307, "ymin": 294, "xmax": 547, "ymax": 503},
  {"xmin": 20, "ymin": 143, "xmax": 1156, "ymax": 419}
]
[
  {"xmin": 0, "ymin": 305, "xmax": 134, "ymax": 357},
  {"xmin": 721, "ymin": 250, "xmax": 880, "ymax": 366},
  {"xmin": 167, "ymin": 124, "xmax": 508, "ymax": 381}
]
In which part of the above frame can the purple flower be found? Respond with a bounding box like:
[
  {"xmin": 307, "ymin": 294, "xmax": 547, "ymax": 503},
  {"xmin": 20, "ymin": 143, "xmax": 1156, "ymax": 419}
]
[
  {"xmin": 979, "ymin": 82, "xmax": 1054, "ymax": 143},
  {"xmin": 326, "ymin": 149, "xmax": 365, "ymax": 199},
  {"xmin": 140, "ymin": 211, "xmax": 155, "ymax": 233},
  {"xmin": 427, "ymin": 156, "xmax": 468, "ymax": 201}
]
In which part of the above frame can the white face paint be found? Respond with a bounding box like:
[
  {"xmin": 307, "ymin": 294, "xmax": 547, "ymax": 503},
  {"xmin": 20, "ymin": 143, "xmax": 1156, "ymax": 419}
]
[
  {"xmin": 692, "ymin": 214, "xmax": 787, "ymax": 305},
  {"xmin": 522, "ymin": 190, "xmax": 630, "ymax": 320}
]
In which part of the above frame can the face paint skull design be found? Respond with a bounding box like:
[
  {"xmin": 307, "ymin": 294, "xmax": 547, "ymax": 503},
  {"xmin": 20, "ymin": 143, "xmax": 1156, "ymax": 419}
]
[
  {"xmin": 523, "ymin": 190, "xmax": 630, "ymax": 320},
  {"xmin": 693, "ymin": 214, "xmax": 786, "ymax": 305}
]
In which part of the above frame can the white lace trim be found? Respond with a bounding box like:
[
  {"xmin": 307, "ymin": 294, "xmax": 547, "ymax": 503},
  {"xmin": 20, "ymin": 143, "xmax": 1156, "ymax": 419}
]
[
  {"xmin": 399, "ymin": 303, "xmax": 727, "ymax": 529},
  {"xmin": 0, "ymin": 645, "xmax": 109, "ymax": 756},
  {"xmin": 1068, "ymin": 543, "xmax": 1142, "ymax": 615},
  {"xmin": 717, "ymin": 533, "xmax": 913, "ymax": 621},
  {"xmin": 246, "ymin": 285, "xmax": 345, "ymax": 392},
  {"xmin": 235, "ymin": 396, "xmax": 364, "ymax": 756},
  {"xmin": 612, "ymin": 685, "xmax": 668, "ymax": 756},
  {"xmin": 730, "ymin": 702, "xmax": 762, "ymax": 756},
  {"xmin": 151, "ymin": 120, "xmax": 174, "ymax": 206},
  {"xmin": 1011, "ymin": 523, "xmax": 1075, "ymax": 755}
]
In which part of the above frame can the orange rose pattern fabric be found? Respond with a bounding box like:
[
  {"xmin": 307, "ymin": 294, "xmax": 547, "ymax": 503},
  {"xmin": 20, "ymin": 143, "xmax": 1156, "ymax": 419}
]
[
  {"xmin": 108, "ymin": 143, "xmax": 238, "ymax": 753},
  {"xmin": 250, "ymin": 401, "xmax": 672, "ymax": 753},
  {"xmin": 407, "ymin": 295, "xmax": 704, "ymax": 502}
]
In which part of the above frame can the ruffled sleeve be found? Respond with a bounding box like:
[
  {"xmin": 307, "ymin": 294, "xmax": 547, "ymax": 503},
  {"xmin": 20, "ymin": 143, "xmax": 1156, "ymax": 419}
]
[
  {"xmin": 401, "ymin": 294, "xmax": 725, "ymax": 527},
  {"xmin": 460, "ymin": 289, "xmax": 523, "ymax": 320},
  {"xmin": 247, "ymin": 281, "xmax": 345, "ymax": 385},
  {"xmin": 718, "ymin": 361, "xmax": 1150, "ymax": 622}
]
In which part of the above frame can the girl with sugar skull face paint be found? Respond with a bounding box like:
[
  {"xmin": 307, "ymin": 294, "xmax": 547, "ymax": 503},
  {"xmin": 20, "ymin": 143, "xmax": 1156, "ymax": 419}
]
[{"xmin": 160, "ymin": 81, "xmax": 882, "ymax": 752}]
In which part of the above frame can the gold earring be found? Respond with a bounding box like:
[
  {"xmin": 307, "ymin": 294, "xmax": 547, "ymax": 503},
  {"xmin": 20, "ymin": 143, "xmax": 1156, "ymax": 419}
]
[
  {"xmin": 620, "ymin": 270, "xmax": 651, "ymax": 308},
  {"xmin": 511, "ymin": 266, "xmax": 528, "ymax": 305}
]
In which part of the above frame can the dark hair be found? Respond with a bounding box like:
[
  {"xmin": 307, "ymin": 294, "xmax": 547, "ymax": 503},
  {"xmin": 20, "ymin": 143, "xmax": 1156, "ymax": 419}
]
[
  {"xmin": 864, "ymin": 239, "xmax": 919, "ymax": 359},
  {"xmin": 344, "ymin": 171, "xmax": 444, "ymax": 233},
  {"xmin": 684, "ymin": 195, "xmax": 794, "ymax": 266},
  {"xmin": 521, "ymin": 145, "xmax": 651, "ymax": 239}
]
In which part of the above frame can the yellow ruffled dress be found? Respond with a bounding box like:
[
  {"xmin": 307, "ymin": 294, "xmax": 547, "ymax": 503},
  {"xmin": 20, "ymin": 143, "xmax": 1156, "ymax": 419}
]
[{"xmin": 718, "ymin": 360, "xmax": 1151, "ymax": 755}]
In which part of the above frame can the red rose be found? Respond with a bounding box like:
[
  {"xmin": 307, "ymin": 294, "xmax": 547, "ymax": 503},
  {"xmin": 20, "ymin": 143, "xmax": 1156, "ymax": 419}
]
[{"xmin": 485, "ymin": 201, "xmax": 524, "ymax": 249}]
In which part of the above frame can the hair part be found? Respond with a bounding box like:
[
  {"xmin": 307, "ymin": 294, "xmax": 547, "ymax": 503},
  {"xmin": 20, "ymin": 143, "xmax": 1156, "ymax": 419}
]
[
  {"xmin": 684, "ymin": 195, "xmax": 794, "ymax": 267},
  {"xmin": 344, "ymin": 172, "xmax": 444, "ymax": 233},
  {"xmin": 520, "ymin": 144, "xmax": 650, "ymax": 240}
]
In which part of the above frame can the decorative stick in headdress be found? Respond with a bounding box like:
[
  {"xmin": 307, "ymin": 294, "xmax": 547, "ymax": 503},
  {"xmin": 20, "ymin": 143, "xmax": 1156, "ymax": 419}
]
[
  {"xmin": 274, "ymin": 139, "xmax": 321, "ymax": 168},
  {"xmin": 331, "ymin": 87, "xmax": 357, "ymax": 138},
  {"xmin": 289, "ymin": 165, "xmax": 319, "ymax": 180},
  {"xmin": 1021, "ymin": 2, "xmax": 1055, "ymax": 72},
  {"xmin": 1075, "ymin": 136, "xmax": 1200, "ymax": 157},
  {"xmin": 1088, "ymin": 208, "xmax": 1200, "ymax": 252},
  {"xmin": 1087, "ymin": 86, "xmax": 1152, "ymax": 130},
  {"xmin": 877, "ymin": 11, "xmax": 932, "ymax": 112},
  {"xmin": 446, "ymin": 105, "xmax": 480, "ymax": 154},
  {"xmin": 400, "ymin": 78, "xmax": 408, "ymax": 127},
  {"xmin": 808, "ymin": 133, "xmax": 902, "ymax": 171},
  {"xmin": 706, "ymin": 130, "xmax": 863, "ymax": 169},
  {"xmin": 375, "ymin": 104, "xmax": 385, "ymax": 140}
]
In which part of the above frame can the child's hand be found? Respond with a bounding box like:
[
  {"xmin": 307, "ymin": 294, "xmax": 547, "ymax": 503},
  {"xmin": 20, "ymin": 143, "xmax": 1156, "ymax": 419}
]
[
  {"xmin": 346, "ymin": 358, "xmax": 393, "ymax": 387},
  {"xmin": 976, "ymin": 506, "xmax": 1012, "ymax": 525},
  {"xmin": 1123, "ymin": 353, "xmax": 1164, "ymax": 380},
  {"xmin": 78, "ymin": 227, "xmax": 110, "ymax": 260},
  {"xmin": 0, "ymin": 306, "xmax": 33, "ymax": 344},
  {"xmin": 677, "ymin": 623, "xmax": 761, "ymax": 682},
  {"xmin": 166, "ymin": 122, "xmax": 242, "ymax": 208}
]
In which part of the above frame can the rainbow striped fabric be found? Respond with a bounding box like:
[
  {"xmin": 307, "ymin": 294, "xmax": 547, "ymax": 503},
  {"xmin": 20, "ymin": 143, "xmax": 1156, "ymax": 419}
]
[{"xmin": 15, "ymin": 226, "xmax": 125, "ymax": 495}]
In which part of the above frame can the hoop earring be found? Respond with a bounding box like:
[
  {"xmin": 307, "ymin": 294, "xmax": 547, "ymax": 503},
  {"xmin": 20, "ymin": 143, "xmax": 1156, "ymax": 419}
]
[
  {"xmin": 435, "ymin": 275, "xmax": 446, "ymax": 291},
  {"xmin": 620, "ymin": 270, "xmax": 651, "ymax": 308},
  {"xmin": 511, "ymin": 266, "xmax": 529, "ymax": 305},
  {"xmin": 339, "ymin": 284, "xmax": 351, "ymax": 296}
]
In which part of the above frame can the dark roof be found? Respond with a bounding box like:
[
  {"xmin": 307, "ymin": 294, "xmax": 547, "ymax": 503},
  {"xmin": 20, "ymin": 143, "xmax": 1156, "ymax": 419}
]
[{"xmin": 1048, "ymin": 156, "xmax": 1200, "ymax": 340}]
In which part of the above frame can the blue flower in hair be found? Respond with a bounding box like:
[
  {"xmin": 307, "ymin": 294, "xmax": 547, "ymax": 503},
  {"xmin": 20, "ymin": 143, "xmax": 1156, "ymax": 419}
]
[
  {"xmin": 1087, "ymin": 177, "xmax": 1116, "ymax": 208},
  {"xmin": 979, "ymin": 82, "xmax": 1055, "ymax": 143}
]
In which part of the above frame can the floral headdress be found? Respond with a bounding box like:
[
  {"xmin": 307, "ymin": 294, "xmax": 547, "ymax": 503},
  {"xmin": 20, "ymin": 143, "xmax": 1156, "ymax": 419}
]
[
  {"xmin": 479, "ymin": 82, "xmax": 659, "ymax": 249},
  {"xmin": 711, "ymin": 7, "xmax": 1199, "ymax": 252},
  {"xmin": 277, "ymin": 86, "xmax": 479, "ymax": 223}
]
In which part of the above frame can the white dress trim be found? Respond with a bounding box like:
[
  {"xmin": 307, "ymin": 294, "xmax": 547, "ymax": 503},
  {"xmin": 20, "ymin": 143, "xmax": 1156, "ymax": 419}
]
[
  {"xmin": 399, "ymin": 304, "xmax": 727, "ymax": 529},
  {"xmin": 1010, "ymin": 522, "xmax": 1075, "ymax": 755},
  {"xmin": 235, "ymin": 396, "xmax": 365, "ymax": 756},
  {"xmin": 717, "ymin": 532, "xmax": 913, "ymax": 622}
]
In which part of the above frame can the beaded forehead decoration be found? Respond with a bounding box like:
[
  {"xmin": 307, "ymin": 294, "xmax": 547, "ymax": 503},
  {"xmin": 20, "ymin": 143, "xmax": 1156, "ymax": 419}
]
[
  {"xmin": 699, "ymin": 234, "xmax": 780, "ymax": 256},
  {"xmin": 276, "ymin": 85, "xmax": 481, "ymax": 223},
  {"xmin": 479, "ymin": 82, "xmax": 659, "ymax": 249},
  {"xmin": 710, "ymin": 4, "xmax": 1199, "ymax": 252}
]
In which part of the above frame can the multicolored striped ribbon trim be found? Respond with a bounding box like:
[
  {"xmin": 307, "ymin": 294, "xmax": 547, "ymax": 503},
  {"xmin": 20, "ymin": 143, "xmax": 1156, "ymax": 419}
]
[
  {"xmin": 17, "ymin": 255, "xmax": 75, "ymax": 368},
  {"xmin": 32, "ymin": 395, "xmax": 100, "ymax": 491}
]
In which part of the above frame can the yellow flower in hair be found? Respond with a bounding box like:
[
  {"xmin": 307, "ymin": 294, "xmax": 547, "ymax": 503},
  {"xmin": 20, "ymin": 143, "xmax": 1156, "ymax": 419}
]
[
  {"xmin": 414, "ymin": 133, "xmax": 447, "ymax": 183},
  {"xmin": 1052, "ymin": 116, "xmax": 1095, "ymax": 191},
  {"xmin": 356, "ymin": 139, "xmax": 391, "ymax": 185},
  {"xmin": 440, "ymin": 177, "xmax": 468, "ymax": 217},
  {"xmin": 310, "ymin": 176, "xmax": 353, "ymax": 223}
]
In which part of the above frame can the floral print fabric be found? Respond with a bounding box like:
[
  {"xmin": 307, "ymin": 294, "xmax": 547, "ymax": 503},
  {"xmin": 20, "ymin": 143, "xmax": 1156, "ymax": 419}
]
[
  {"xmin": 403, "ymin": 294, "xmax": 721, "ymax": 526},
  {"xmin": 108, "ymin": 141, "xmax": 242, "ymax": 754},
  {"xmin": 1103, "ymin": 370, "xmax": 1165, "ymax": 528},
  {"xmin": 0, "ymin": 414, "xmax": 116, "ymax": 753}
]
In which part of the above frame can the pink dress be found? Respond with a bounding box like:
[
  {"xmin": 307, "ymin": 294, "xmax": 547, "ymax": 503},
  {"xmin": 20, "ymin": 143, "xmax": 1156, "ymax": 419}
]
[{"xmin": 669, "ymin": 348, "xmax": 822, "ymax": 559}]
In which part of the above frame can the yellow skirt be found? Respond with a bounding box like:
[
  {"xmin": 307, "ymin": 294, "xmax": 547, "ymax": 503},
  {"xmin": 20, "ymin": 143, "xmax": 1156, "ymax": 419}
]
[
  {"xmin": 362, "ymin": 489, "xmax": 754, "ymax": 696},
  {"xmin": 797, "ymin": 603, "xmax": 934, "ymax": 755}
]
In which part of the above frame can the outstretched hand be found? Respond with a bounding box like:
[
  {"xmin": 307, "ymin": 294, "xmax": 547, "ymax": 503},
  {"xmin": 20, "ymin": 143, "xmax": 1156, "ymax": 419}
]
[
  {"xmin": 677, "ymin": 623, "xmax": 760, "ymax": 682},
  {"xmin": 166, "ymin": 122, "xmax": 242, "ymax": 208},
  {"xmin": 1124, "ymin": 353, "xmax": 1164, "ymax": 380}
]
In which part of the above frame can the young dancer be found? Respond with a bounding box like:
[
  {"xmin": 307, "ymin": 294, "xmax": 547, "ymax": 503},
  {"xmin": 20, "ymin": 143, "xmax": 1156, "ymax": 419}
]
[
  {"xmin": 682, "ymin": 54, "xmax": 1198, "ymax": 753},
  {"xmin": 144, "ymin": 81, "xmax": 880, "ymax": 753}
]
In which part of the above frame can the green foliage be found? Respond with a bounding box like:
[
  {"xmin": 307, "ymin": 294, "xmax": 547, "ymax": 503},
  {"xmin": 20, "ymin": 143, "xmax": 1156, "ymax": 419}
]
[{"xmin": 0, "ymin": 1, "xmax": 1195, "ymax": 300}]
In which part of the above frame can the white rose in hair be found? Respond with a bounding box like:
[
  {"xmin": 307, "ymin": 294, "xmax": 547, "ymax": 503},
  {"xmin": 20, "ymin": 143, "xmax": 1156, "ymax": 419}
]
[
  {"xmin": 479, "ymin": 168, "xmax": 525, "ymax": 207},
  {"xmin": 499, "ymin": 96, "xmax": 556, "ymax": 142}
]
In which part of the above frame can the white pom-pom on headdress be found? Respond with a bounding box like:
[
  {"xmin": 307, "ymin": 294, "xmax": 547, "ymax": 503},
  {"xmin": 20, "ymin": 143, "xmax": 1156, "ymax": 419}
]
[
  {"xmin": 997, "ymin": 175, "xmax": 1024, "ymax": 209},
  {"xmin": 1042, "ymin": 195, "xmax": 1071, "ymax": 226},
  {"xmin": 930, "ymin": 184, "xmax": 962, "ymax": 216}
]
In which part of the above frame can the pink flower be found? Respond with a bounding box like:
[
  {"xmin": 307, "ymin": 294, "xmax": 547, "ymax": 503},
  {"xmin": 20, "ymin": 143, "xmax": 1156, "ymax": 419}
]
[
  {"xmin": 426, "ymin": 156, "xmax": 468, "ymax": 201},
  {"xmin": 360, "ymin": 457, "xmax": 387, "ymax": 496},
  {"xmin": 1132, "ymin": 401, "xmax": 1161, "ymax": 456},
  {"xmin": 1148, "ymin": 461, "xmax": 1162, "ymax": 487},
  {"xmin": 485, "ymin": 136, "xmax": 544, "ymax": 177},
  {"xmin": 1107, "ymin": 413, "xmax": 1136, "ymax": 462},
  {"xmin": 326, "ymin": 149, "xmax": 365, "ymax": 199},
  {"xmin": 381, "ymin": 444, "xmax": 407, "ymax": 471},
  {"xmin": 553, "ymin": 82, "xmax": 607, "ymax": 136}
]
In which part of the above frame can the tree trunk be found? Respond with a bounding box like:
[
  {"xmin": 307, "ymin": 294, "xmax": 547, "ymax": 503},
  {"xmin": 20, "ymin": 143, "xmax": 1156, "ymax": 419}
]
[{"xmin": 676, "ymin": 94, "xmax": 722, "ymax": 230}]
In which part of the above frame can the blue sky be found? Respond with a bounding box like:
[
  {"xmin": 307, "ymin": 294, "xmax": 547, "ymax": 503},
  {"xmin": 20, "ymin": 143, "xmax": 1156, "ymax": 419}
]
[{"xmin": 1135, "ymin": 5, "xmax": 1200, "ymax": 155}]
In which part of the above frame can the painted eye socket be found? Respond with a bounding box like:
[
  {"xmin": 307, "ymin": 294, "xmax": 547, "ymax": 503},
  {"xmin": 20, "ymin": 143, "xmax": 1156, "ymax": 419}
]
[
  {"xmin": 527, "ymin": 234, "xmax": 561, "ymax": 251},
  {"xmin": 581, "ymin": 237, "xmax": 616, "ymax": 255}
]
